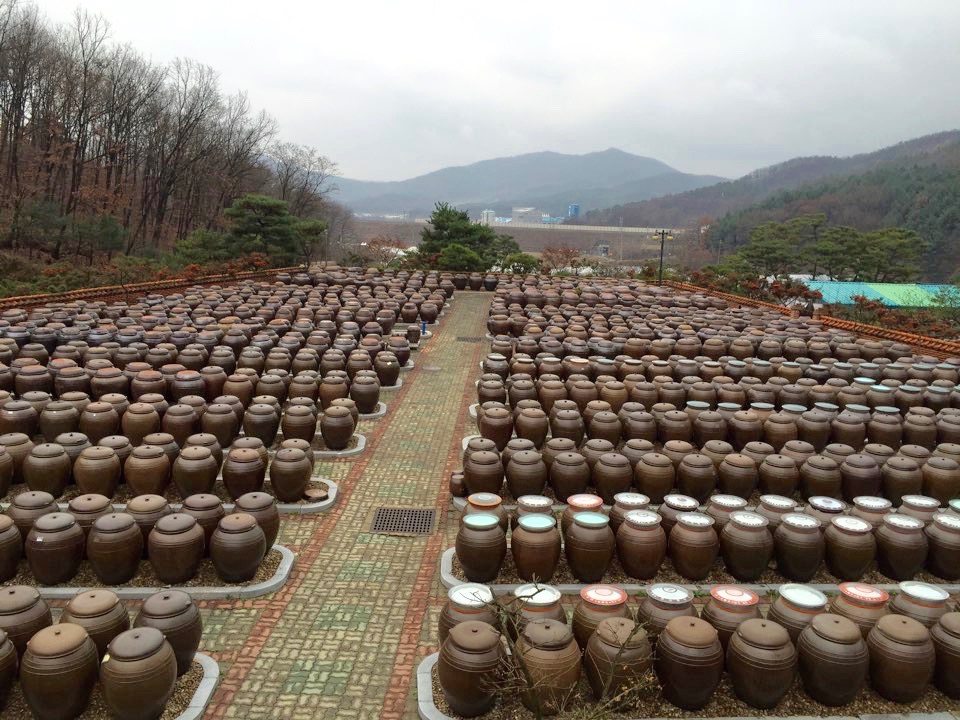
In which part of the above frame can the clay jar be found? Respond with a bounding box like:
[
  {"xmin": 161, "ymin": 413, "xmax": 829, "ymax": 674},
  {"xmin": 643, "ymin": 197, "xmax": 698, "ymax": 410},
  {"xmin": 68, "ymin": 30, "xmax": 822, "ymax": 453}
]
[
  {"xmin": 825, "ymin": 516, "xmax": 876, "ymax": 581},
  {"xmin": 720, "ymin": 511, "xmax": 773, "ymax": 582},
  {"xmin": 718, "ymin": 454, "xmax": 758, "ymax": 499},
  {"xmin": 867, "ymin": 614, "xmax": 935, "ymax": 702},
  {"xmin": 926, "ymin": 512, "xmax": 960, "ymax": 579},
  {"xmin": 0, "ymin": 628, "xmax": 14, "ymax": 707},
  {"xmin": 840, "ymin": 454, "xmax": 882, "ymax": 501},
  {"xmin": 572, "ymin": 585, "xmax": 631, "ymax": 649},
  {"xmin": 437, "ymin": 620, "xmax": 503, "ymax": 718},
  {"xmin": 67, "ymin": 491, "xmax": 111, "ymax": 537},
  {"xmin": 585, "ymin": 617, "xmax": 652, "ymax": 701},
  {"xmin": 677, "ymin": 453, "xmax": 717, "ymax": 503},
  {"xmin": 280, "ymin": 404, "xmax": 316, "ymax": 443},
  {"xmin": 222, "ymin": 447, "xmax": 267, "ymax": 500},
  {"xmin": 235, "ymin": 492, "xmax": 280, "ymax": 548},
  {"xmin": 73, "ymin": 446, "xmax": 121, "ymax": 497},
  {"xmin": 592, "ymin": 452, "xmax": 632, "ymax": 504},
  {"xmin": 456, "ymin": 513, "xmax": 506, "ymax": 583},
  {"xmin": 60, "ymin": 589, "xmax": 130, "ymax": 658},
  {"xmin": 19, "ymin": 623, "xmax": 99, "ymax": 720},
  {"xmin": 931, "ymin": 612, "xmax": 960, "ymax": 698},
  {"xmin": 320, "ymin": 406, "xmax": 355, "ymax": 450},
  {"xmin": 774, "ymin": 513, "xmax": 824, "ymax": 582},
  {"xmin": 616, "ymin": 510, "xmax": 666, "ymax": 580},
  {"xmin": 890, "ymin": 581, "xmax": 950, "ymax": 628},
  {"xmin": 726, "ymin": 618, "xmax": 797, "ymax": 709},
  {"xmin": 134, "ymin": 590, "xmax": 202, "ymax": 676},
  {"xmin": 701, "ymin": 585, "xmax": 761, "ymax": 649},
  {"xmin": 100, "ymin": 626, "xmax": 177, "ymax": 720},
  {"xmin": 125, "ymin": 445, "xmax": 171, "ymax": 496},
  {"xmin": 768, "ymin": 584, "xmax": 829, "ymax": 643},
  {"xmin": 26, "ymin": 512, "xmax": 84, "ymax": 585},
  {"xmin": 516, "ymin": 619, "xmax": 582, "ymax": 715},
  {"xmin": 478, "ymin": 406, "xmax": 513, "ymax": 451},
  {"xmin": 882, "ymin": 457, "xmax": 923, "ymax": 505},
  {"xmin": 148, "ymin": 513, "xmax": 205, "ymax": 584},
  {"xmin": 758, "ymin": 454, "xmax": 799, "ymax": 496},
  {"xmin": 122, "ymin": 402, "xmax": 160, "ymax": 446},
  {"xmin": 565, "ymin": 512, "xmax": 615, "ymax": 583},
  {"xmin": 830, "ymin": 582, "xmax": 890, "ymax": 637},
  {"xmin": 608, "ymin": 492, "xmax": 650, "ymax": 535},
  {"xmin": 180, "ymin": 494, "xmax": 226, "ymax": 554},
  {"xmin": 127, "ymin": 494, "xmax": 172, "ymax": 555},
  {"xmin": 505, "ymin": 450, "xmax": 547, "ymax": 498},
  {"xmin": 797, "ymin": 613, "xmax": 868, "ymax": 706},
  {"xmin": 922, "ymin": 455, "xmax": 960, "ymax": 504},
  {"xmin": 876, "ymin": 513, "xmax": 928, "ymax": 580},
  {"xmin": 86, "ymin": 513, "xmax": 143, "ymax": 584},
  {"xmin": 438, "ymin": 584, "xmax": 497, "ymax": 645},
  {"xmin": 669, "ymin": 513, "xmax": 718, "ymax": 581},
  {"xmin": 0, "ymin": 516, "xmax": 20, "ymax": 581},
  {"xmin": 172, "ymin": 445, "xmax": 219, "ymax": 497},
  {"xmin": 511, "ymin": 514, "xmax": 561, "ymax": 582},
  {"xmin": 23, "ymin": 443, "xmax": 72, "ymax": 497},
  {"xmin": 655, "ymin": 616, "xmax": 724, "ymax": 710},
  {"xmin": 659, "ymin": 493, "xmax": 699, "ymax": 537},
  {"xmin": 634, "ymin": 452, "xmax": 675, "ymax": 503},
  {"xmin": 463, "ymin": 450, "xmax": 503, "ymax": 496},
  {"xmin": 0, "ymin": 585, "xmax": 53, "ymax": 656},
  {"xmin": 210, "ymin": 512, "xmax": 266, "ymax": 582},
  {"xmin": 266, "ymin": 447, "xmax": 311, "ymax": 502},
  {"xmin": 549, "ymin": 451, "xmax": 589, "ymax": 502}
]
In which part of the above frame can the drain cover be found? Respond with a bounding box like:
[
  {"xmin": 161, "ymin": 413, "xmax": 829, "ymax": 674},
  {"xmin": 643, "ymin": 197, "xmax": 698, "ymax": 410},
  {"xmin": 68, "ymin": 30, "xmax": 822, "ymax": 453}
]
[
  {"xmin": 367, "ymin": 506, "xmax": 437, "ymax": 536},
  {"xmin": 456, "ymin": 336, "xmax": 484, "ymax": 343}
]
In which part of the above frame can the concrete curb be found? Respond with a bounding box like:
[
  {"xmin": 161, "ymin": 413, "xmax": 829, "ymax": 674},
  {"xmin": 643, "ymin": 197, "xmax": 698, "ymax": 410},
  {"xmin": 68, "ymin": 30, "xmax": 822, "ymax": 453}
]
[
  {"xmin": 417, "ymin": 652, "xmax": 958, "ymax": 720},
  {"xmin": 359, "ymin": 402, "xmax": 388, "ymax": 420},
  {"xmin": 438, "ymin": 547, "xmax": 960, "ymax": 596},
  {"xmin": 35, "ymin": 544, "xmax": 296, "ymax": 600},
  {"xmin": 314, "ymin": 433, "xmax": 366, "ymax": 458},
  {"xmin": 382, "ymin": 378, "xmax": 404, "ymax": 391},
  {"xmin": 176, "ymin": 652, "xmax": 221, "ymax": 720},
  {"xmin": 401, "ymin": 360, "xmax": 415, "ymax": 372}
]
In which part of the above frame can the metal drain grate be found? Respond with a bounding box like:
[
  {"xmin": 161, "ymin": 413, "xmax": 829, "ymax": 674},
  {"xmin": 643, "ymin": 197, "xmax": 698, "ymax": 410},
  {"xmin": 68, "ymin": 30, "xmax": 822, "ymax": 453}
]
[
  {"xmin": 456, "ymin": 336, "xmax": 484, "ymax": 343},
  {"xmin": 367, "ymin": 506, "xmax": 437, "ymax": 536}
]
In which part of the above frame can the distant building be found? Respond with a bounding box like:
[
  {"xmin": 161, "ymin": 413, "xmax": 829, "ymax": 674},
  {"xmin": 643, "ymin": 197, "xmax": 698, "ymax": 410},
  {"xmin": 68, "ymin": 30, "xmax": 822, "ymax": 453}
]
[
  {"xmin": 512, "ymin": 207, "xmax": 542, "ymax": 224},
  {"xmin": 568, "ymin": 204, "xmax": 580, "ymax": 219},
  {"xmin": 479, "ymin": 209, "xmax": 496, "ymax": 225},
  {"xmin": 591, "ymin": 241, "xmax": 610, "ymax": 257}
]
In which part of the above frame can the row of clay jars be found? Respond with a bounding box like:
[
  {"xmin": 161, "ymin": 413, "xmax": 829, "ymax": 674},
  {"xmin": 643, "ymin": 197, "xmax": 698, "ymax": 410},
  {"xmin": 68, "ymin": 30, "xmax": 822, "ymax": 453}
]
[{"xmin": 1, "ymin": 430, "xmax": 315, "ymax": 502}]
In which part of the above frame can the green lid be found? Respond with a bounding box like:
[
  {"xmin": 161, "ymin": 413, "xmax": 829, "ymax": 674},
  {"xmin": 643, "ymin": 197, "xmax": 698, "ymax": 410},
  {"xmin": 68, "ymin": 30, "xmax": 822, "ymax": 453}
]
[
  {"xmin": 573, "ymin": 511, "xmax": 609, "ymax": 528},
  {"xmin": 462, "ymin": 513, "xmax": 499, "ymax": 530},
  {"xmin": 517, "ymin": 514, "xmax": 556, "ymax": 532}
]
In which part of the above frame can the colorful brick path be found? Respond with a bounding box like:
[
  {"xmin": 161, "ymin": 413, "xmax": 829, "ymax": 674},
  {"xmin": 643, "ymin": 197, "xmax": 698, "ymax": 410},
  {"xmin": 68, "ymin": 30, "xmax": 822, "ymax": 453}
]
[{"xmin": 200, "ymin": 291, "xmax": 489, "ymax": 719}]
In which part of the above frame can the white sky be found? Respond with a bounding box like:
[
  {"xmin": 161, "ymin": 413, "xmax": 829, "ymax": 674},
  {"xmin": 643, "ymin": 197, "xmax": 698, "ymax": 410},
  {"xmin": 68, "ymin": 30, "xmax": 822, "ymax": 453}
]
[{"xmin": 40, "ymin": 0, "xmax": 960, "ymax": 182}]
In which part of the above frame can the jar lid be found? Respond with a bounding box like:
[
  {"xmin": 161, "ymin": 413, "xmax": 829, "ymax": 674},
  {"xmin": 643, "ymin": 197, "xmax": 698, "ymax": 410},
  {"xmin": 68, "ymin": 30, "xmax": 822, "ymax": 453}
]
[
  {"xmin": 154, "ymin": 513, "xmax": 197, "ymax": 534},
  {"xmin": 235, "ymin": 492, "xmax": 275, "ymax": 511},
  {"xmin": 596, "ymin": 618, "xmax": 647, "ymax": 648},
  {"xmin": 613, "ymin": 492, "xmax": 649, "ymax": 508},
  {"xmin": 517, "ymin": 495, "xmax": 552, "ymax": 509},
  {"xmin": 933, "ymin": 513, "xmax": 960, "ymax": 531},
  {"xmin": 449, "ymin": 620, "xmax": 500, "ymax": 652},
  {"xmin": 839, "ymin": 582, "xmax": 889, "ymax": 604},
  {"xmin": 710, "ymin": 585, "xmax": 759, "ymax": 607},
  {"xmin": 729, "ymin": 511, "xmax": 768, "ymax": 529},
  {"xmin": 882, "ymin": 514, "xmax": 923, "ymax": 531},
  {"xmin": 517, "ymin": 515, "xmax": 556, "ymax": 532},
  {"xmin": 66, "ymin": 589, "xmax": 120, "ymax": 618},
  {"xmin": 737, "ymin": 618, "xmax": 790, "ymax": 649},
  {"xmin": 467, "ymin": 492, "xmax": 502, "ymax": 508},
  {"xmin": 462, "ymin": 513, "xmax": 499, "ymax": 531},
  {"xmin": 811, "ymin": 613, "xmax": 861, "ymax": 644},
  {"xmin": 938, "ymin": 612, "xmax": 960, "ymax": 637},
  {"xmin": 580, "ymin": 584, "xmax": 628, "ymax": 606},
  {"xmin": 663, "ymin": 494, "xmax": 698, "ymax": 510},
  {"xmin": 27, "ymin": 624, "xmax": 89, "ymax": 658},
  {"xmin": 875, "ymin": 614, "xmax": 930, "ymax": 644},
  {"xmin": 30, "ymin": 443, "xmax": 65, "ymax": 459},
  {"xmin": 567, "ymin": 494, "xmax": 603, "ymax": 510},
  {"xmin": 898, "ymin": 581, "xmax": 949, "ymax": 604},
  {"xmin": 140, "ymin": 590, "xmax": 194, "ymax": 618},
  {"xmin": 93, "ymin": 513, "xmax": 136, "ymax": 534},
  {"xmin": 624, "ymin": 510, "xmax": 661, "ymax": 529},
  {"xmin": 69, "ymin": 494, "xmax": 111, "ymax": 513},
  {"xmin": 760, "ymin": 495, "xmax": 795, "ymax": 510},
  {"xmin": 950, "ymin": 498, "xmax": 960, "ymax": 513},
  {"xmin": 448, "ymin": 583, "xmax": 493, "ymax": 608},
  {"xmin": 573, "ymin": 512, "xmax": 609, "ymax": 528},
  {"xmin": 664, "ymin": 616, "xmax": 717, "ymax": 648},
  {"xmin": 853, "ymin": 496, "xmax": 892, "ymax": 511},
  {"xmin": 676, "ymin": 512, "xmax": 713, "ymax": 529},
  {"xmin": 831, "ymin": 516, "xmax": 870, "ymax": 533},
  {"xmin": 809, "ymin": 496, "xmax": 845, "ymax": 513},
  {"xmin": 514, "ymin": 584, "xmax": 561, "ymax": 606},
  {"xmin": 0, "ymin": 585, "xmax": 41, "ymax": 614},
  {"xmin": 781, "ymin": 513, "xmax": 820, "ymax": 530},
  {"xmin": 782, "ymin": 403, "xmax": 808, "ymax": 413},
  {"xmin": 711, "ymin": 495, "xmax": 748, "ymax": 510},
  {"xmin": 902, "ymin": 495, "xmax": 939, "ymax": 509},
  {"xmin": 106, "ymin": 627, "xmax": 166, "ymax": 661},
  {"xmin": 132, "ymin": 444, "xmax": 164, "ymax": 459},
  {"xmin": 779, "ymin": 583, "xmax": 827, "ymax": 609},
  {"xmin": 33, "ymin": 512, "xmax": 76, "ymax": 533},
  {"xmin": 218, "ymin": 512, "xmax": 258, "ymax": 534},
  {"xmin": 647, "ymin": 583, "xmax": 692, "ymax": 605},
  {"xmin": 522, "ymin": 618, "xmax": 573, "ymax": 650}
]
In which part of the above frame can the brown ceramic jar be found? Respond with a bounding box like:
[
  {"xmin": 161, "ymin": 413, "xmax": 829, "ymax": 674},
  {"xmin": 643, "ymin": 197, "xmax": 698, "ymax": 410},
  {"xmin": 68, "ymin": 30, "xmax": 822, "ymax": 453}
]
[
  {"xmin": 320, "ymin": 406, "xmax": 355, "ymax": 450},
  {"xmin": 549, "ymin": 451, "xmax": 590, "ymax": 502},
  {"xmin": 511, "ymin": 514, "xmax": 561, "ymax": 582},
  {"xmin": 222, "ymin": 447, "xmax": 267, "ymax": 499},
  {"xmin": 584, "ymin": 617, "xmax": 652, "ymax": 701},
  {"xmin": 825, "ymin": 515, "xmax": 876, "ymax": 581},
  {"xmin": 234, "ymin": 492, "xmax": 280, "ymax": 548},
  {"xmin": 616, "ymin": 510, "xmax": 666, "ymax": 580},
  {"xmin": 148, "ymin": 513, "xmax": 204, "ymax": 584},
  {"xmin": 268, "ymin": 447, "xmax": 313, "ymax": 502},
  {"xmin": 127, "ymin": 494, "xmax": 171, "ymax": 555},
  {"xmin": 830, "ymin": 582, "xmax": 890, "ymax": 637},
  {"xmin": 634, "ymin": 452, "xmax": 675, "ymax": 503},
  {"xmin": 0, "ymin": 584, "xmax": 52, "ymax": 656},
  {"xmin": 875, "ymin": 513, "xmax": 927, "ymax": 580},
  {"xmin": 210, "ymin": 512, "xmax": 266, "ymax": 582},
  {"xmin": 593, "ymin": 452, "xmax": 633, "ymax": 504},
  {"xmin": 768, "ymin": 583, "xmax": 829, "ymax": 643},
  {"xmin": 637, "ymin": 583, "xmax": 696, "ymax": 645},
  {"xmin": 0, "ymin": 515, "xmax": 20, "ymax": 581},
  {"xmin": 717, "ymin": 454, "xmax": 758, "ymax": 499},
  {"xmin": 0, "ymin": 628, "xmax": 14, "ymax": 707},
  {"xmin": 505, "ymin": 450, "xmax": 547, "ymax": 498},
  {"xmin": 659, "ymin": 493, "xmax": 699, "ymax": 537},
  {"xmin": 931, "ymin": 612, "xmax": 960, "ymax": 698},
  {"xmin": 669, "ymin": 513, "xmax": 718, "ymax": 581},
  {"xmin": 516, "ymin": 619, "xmax": 582, "ymax": 715},
  {"xmin": 60, "ymin": 589, "xmax": 130, "ymax": 658},
  {"xmin": 797, "ymin": 613, "xmax": 868, "ymax": 706},
  {"xmin": 438, "ymin": 584, "xmax": 497, "ymax": 644},
  {"xmin": 922, "ymin": 455, "xmax": 960, "ymax": 504},
  {"xmin": 99, "ymin": 626, "xmax": 177, "ymax": 720},
  {"xmin": 840, "ymin": 454, "xmax": 882, "ymax": 501},
  {"xmin": 677, "ymin": 453, "xmax": 717, "ymax": 503},
  {"xmin": 867, "ymin": 614, "xmax": 935, "ymax": 702},
  {"xmin": 26, "ymin": 512, "xmax": 85, "ymax": 585},
  {"xmin": 571, "ymin": 584, "xmax": 631, "ymax": 649},
  {"xmin": 726, "ymin": 618, "xmax": 797, "ymax": 709},
  {"xmin": 565, "ymin": 512, "xmax": 615, "ymax": 583},
  {"xmin": 702, "ymin": 585, "xmax": 761, "ymax": 649},
  {"xmin": 72, "ymin": 445, "xmax": 121, "ymax": 497},
  {"xmin": 608, "ymin": 492, "xmax": 650, "ymax": 535},
  {"xmin": 720, "ymin": 511, "xmax": 773, "ymax": 581},
  {"xmin": 456, "ymin": 513, "xmax": 506, "ymax": 583},
  {"xmin": 134, "ymin": 590, "xmax": 202, "ymax": 676},
  {"xmin": 23, "ymin": 443, "xmax": 72, "ymax": 497},
  {"xmin": 655, "ymin": 616, "xmax": 724, "ymax": 710},
  {"xmin": 20, "ymin": 623, "xmax": 99, "ymax": 720},
  {"xmin": 125, "ymin": 444, "xmax": 171, "ymax": 496},
  {"xmin": 463, "ymin": 450, "xmax": 503, "ymax": 496},
  {"xmin": 889, "ymin": 581, "xmax": 951, "ymax": 628},
  {"xmin": 87, "ymin": 512, "xmax": 143, "ymax": 584},
  {"xmin": 774, "ymin": 513, "xmax": 824, "ymax": 581},
  {"xmin": 925, "ymin": 512, "xmax": 960, "ymax": 579},
  {"xmin": 437, "ymin": 620, "xmax": 503, "ymax": 717}
]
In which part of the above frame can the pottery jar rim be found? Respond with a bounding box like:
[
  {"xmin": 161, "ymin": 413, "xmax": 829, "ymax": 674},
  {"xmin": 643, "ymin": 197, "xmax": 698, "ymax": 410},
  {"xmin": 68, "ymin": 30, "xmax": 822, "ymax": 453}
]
[
  {"xmin": 218, "ymin": 512, "xmax": 258, "ymax": 534},
  {"xmin": 676, "ymin": 512, "xmax": 713, "ymax": 530},
  {"xmin": 93, "ymin": 513, "xmax": 137, "ymax": 534},
  {"xmin": 932, "ymin": 513, "xmax": 960, "ymax": 532},
  {"xmin": 808, "ymin": 496, "xmax": 845, "ymax": 513},
  {"xmin": 467, "ymin": 492, "xmax": 502, "ymax": 509},
  {"xmin": 624, "ymin": 510, "xmax": 661, "ymax": 529},
  {"xmin": 881, "ymin": 514, "xmax": 923, "ymax": 532},
  {"xmin": 874, "ymin": 614, "xmax": 930, "ymax": 645},
  {"xmin": 710, "ymin": 494, "xmax": 747, "ymax": 510},
  {"xmin": 736, "ymin": 618, "xmax": 790, "ymax": 649},
  {"xmin": 853, "ymin": 496, "xmax": 892, "ymax": 512},
  {"xmin": 516, "ymin": 495, "xmax": 552, "ymax": 510},
  {"xmin": 901, "ymin": 494, "xmax": 939, "ymax": 509},
  {"xmin": 0, "ymin": 585, "xmax": 42, "ymax": 614},
  {"xmin": 567, "ymin": 494, "xmax": 603, "ymax": 510},
  {"xmin": 811, "ymin": 613, "xmax": 861, "ymax": 644},
  {"xmin": 154, "ymin": 513, "xmax": 197, "ymax": 534}
]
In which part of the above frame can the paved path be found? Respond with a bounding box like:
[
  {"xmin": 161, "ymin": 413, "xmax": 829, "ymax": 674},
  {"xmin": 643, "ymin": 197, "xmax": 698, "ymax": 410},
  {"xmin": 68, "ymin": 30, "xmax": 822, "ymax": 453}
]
[{"xmin": 200, "ymin": 291, "xmax": 489, "ymax": 719}]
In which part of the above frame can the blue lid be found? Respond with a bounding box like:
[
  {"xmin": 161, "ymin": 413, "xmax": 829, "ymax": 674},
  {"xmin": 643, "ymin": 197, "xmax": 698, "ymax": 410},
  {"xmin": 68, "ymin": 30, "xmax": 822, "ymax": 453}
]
[
  {"xmin": 462, "ymin": 513, "xmax": 500, "ymax": 530},
  {"xmin": 517, "ymin": 514, "xmax": 556, "ymax": 532},
  {"xmin": 573, "ymin": 511, "xmax": 609, "ymax": 528}
]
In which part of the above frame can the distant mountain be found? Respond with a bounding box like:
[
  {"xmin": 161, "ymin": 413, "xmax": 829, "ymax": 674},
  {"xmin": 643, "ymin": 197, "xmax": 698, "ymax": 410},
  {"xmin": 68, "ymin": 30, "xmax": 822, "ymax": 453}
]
[
  {"xmin": 582, "ymin": 131, "xmax": 960, "ymax": 228},
  {"xmin": 332, "ymin": 148, "xmax": 724, "ymax": 218}
]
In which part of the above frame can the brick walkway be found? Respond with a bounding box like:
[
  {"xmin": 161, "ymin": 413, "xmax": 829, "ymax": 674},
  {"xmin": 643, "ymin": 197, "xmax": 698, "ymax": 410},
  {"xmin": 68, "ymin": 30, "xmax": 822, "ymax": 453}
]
[{"xmin": 200, "ymin": 291, "xmax": 489, "ymax": 719}]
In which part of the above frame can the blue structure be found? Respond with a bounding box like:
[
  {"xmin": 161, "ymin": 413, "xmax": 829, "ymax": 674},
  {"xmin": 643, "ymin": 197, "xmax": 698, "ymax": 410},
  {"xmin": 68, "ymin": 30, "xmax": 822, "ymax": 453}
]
[
  {"xmin": 801, "ymin": 280, "xmax": 958, "ymax": 307},
  {"xmin": 567, "ymin": 204, "xmax": 580, "ymax": 219}
]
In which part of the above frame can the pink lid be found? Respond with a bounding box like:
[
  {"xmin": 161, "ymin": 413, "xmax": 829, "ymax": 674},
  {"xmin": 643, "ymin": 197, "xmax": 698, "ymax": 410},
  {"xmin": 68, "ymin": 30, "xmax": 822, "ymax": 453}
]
[
  {"xmin": 839, "ymin": 582, "xmax": 888, "ymax": 605},
  {"xmin": 710, "ymin": 585, "xmax": 759, "ymax": 607},
  {"xmin": 580, "ymin": 584, "xmax": 628, "ymax": 606},
  {"xmin": 567, "ymin": 493, "xmax": 603, "ymax": 510}
]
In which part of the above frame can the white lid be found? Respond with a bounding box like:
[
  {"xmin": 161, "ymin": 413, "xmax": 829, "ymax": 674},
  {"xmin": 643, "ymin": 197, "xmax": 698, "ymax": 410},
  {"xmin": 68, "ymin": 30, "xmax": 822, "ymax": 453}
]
[
  {"xmin": 711, "ymin": 585, "xmax": 758, "ymax": 606},
  {"xmin": 899, "ymin": 581, "xmax": 949, "ymax": 603},
  {"xmin": 664, "ymin": 494, "xmax": 698, "ymax": 510},
  {"xmin": 648, "ymin": 583, "xmax": 692, "ymax": 605},
  {"xmin": 729, "ymin": 511, "xmax": 768, "ymax": 528},
  {"xmin": 514, "ymin": 584, "xmax": 561, "ymax": 606},
  {"xmin": 933, "ymin": 513, "xmax": 960, "ymax": 530},
  {"xmin": 882, "ymin": 514, "xmax": 923, "ymax": 530},
  {"xmin": 614, "ymin": 492, "xmax": 650, "ymax": 507},
  {"xmin": 711, "ymin": 494, "xmax": 747, "ymax": 509},
  {"xmin": 677, "ymin": 512, "xmax": 713, "ymax": 528},
  {"xmin": 624, "ymin": 510, "xmax": 661, "ymax": 528},
  {"xmin": 581, "ymin": 584, "xmax": 628, "ymax": 606},
  {"xmin": 853, "ymin": 496, "xmax": 891, "ymax": 511},
  {"xmin": 468, "ymin": 492, "xmax": 502, "ymax": 506},
  {"xmin": 901, "ymin": 495, "xmax": 939, "ymax": 509},
  {"xmin": 760, "ymin": 494, "xmax": 796, "ymax": 510},
  {"xmin": 809, "ymin": 496, "xmax": 845, "ymax": 512},
  {"xmin": 782, "ymin": 513, "xmax": 820, "ymax": 530},
  {"xmin": 832, "ymin": 516, "xmax": 871, "ymax": 533},
  {"xmin": 779, "ymin": 583, "xmax": 827, "ymax": 609},
  {"xmin": 449, "ymin": 583, "xmax": 493, "ymax": 607}
]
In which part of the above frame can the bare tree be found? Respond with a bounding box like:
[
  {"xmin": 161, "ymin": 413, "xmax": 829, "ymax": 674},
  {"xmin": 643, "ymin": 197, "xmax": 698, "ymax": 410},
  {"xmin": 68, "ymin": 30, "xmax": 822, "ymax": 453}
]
[{"xmin": 268, "ymin": 141, "xmax": 337, "ymax": 217}]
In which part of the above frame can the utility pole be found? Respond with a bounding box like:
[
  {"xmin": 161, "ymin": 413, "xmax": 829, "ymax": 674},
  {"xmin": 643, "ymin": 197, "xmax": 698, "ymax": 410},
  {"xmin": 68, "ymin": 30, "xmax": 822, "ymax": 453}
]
[
  {"xmin": 619, "ymin": 216, "xmax": 624, "ymax": 262},
  {"xmin": 652, "ymin": 229, "xmax": 673, "ymax": 285}
]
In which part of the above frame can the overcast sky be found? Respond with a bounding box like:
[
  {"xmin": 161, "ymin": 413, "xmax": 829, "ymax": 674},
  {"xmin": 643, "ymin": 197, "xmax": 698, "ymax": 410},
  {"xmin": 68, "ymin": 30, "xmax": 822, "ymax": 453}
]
[{"xmin": 41, "ymin": 0, "xmax": 960, "ymax": 182}]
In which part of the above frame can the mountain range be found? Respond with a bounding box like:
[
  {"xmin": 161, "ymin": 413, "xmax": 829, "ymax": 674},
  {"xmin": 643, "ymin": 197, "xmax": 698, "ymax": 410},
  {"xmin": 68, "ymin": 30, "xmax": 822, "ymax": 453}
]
[{"xmin": 332, "ymin": 148, "xmax": 724, "ymax": 219}]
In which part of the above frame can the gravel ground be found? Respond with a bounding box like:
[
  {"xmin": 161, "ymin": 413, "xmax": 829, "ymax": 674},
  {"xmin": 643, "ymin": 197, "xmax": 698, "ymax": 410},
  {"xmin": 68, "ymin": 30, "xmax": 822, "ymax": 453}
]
[
  {"xmin": 7, "ymin": 547, "xmax": 282, "ymax": 588},
  {"xmin": 2, "ymin": 658, "xmax": 204, "ymax": 718},
  {"xmin": 431, "ymin": 665, "xmax": 960, "ymax": 719}
]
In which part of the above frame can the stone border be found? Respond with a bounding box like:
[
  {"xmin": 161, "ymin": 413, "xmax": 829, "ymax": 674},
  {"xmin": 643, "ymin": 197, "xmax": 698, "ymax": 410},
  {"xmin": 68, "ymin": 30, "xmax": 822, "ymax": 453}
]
[
  {"xmin": 35, "ymin": 543, "xmax": 296, "ymax": 600},
  {"xmin": 402, "ymin": 359, "xmax": 416, "ymax": 372},
  {"xmin": 2, "ymin": 478, "xmax": 340, "ymax": 515},
  {"xmin": 176, "ymin": 652, "xmax": 221, "ymax": 720},
  {"xmin": 359, "ymin": 402, "xmax": 388, "ymax": 420},
  {"xmin": 313, "ymin": 433, "xmax": 367, "ymax": 458},
  {"xmin": 381, "ymin": 378, "xmax": 403, "ymax": 391},
  {"xmin": 468, "ymin": 403, "xmax": 478, "ymax": 421},
  {"xmin": 438, "ymin": 547, "xmax": 960, "ymax": 596},
  {"xmin": 417, "ymin": 651, "xmax": 957, "ymax": 720}
]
